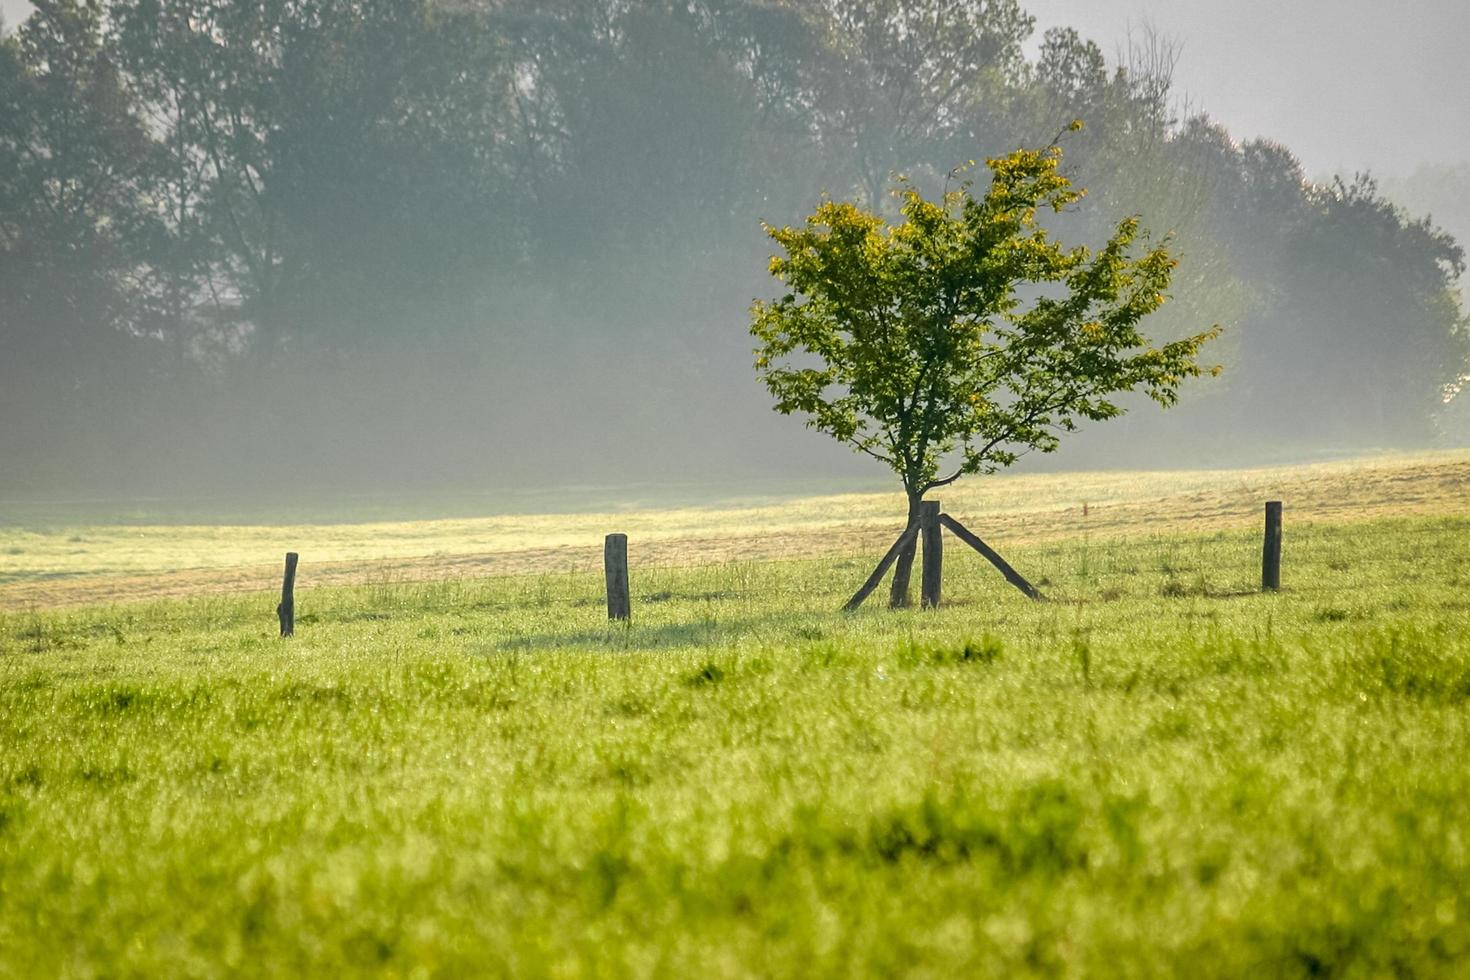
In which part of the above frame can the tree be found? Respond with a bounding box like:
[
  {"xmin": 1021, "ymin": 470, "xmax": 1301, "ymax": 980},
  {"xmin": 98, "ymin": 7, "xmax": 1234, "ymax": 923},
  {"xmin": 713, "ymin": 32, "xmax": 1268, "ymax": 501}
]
[
  {"xmin": 810, "ymin": 0, "xmax": 1034, "ymax": 206},
  {"xmin": 0, "ymin": 0, "xmax": 157, "ymax": 468},
  {"xmin": 1259, "ymin": 174, "xmax": 1469, "ymax": 443},
  {"xmin": 112, "ymin": 0, "xmax": 518, "ymax": 358},
  {"xmin": 751, "ymin": 137, "xmax": 1219, "ymax": 606}
]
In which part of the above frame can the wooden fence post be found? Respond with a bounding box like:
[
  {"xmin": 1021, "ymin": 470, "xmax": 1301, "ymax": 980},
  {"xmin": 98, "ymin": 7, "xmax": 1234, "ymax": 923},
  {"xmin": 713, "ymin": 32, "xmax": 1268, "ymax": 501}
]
[
  {"xmin": 277, "ymin": 552, "xmax": 298, "ymax": 637},
  {"xmin": 1262, "ymin": 501, "xmax": 1282, "ymax": 591},
  {"xmin": 605, "ymin": 533, "xmax": 631, "ymax": 621},
  {"xmin": 920, "ymin": 500, "xmax": 942, "ymax": 608}
]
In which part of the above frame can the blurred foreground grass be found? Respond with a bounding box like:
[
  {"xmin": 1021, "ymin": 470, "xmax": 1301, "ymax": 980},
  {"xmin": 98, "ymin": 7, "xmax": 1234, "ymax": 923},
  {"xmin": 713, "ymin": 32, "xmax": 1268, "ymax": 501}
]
[{"xmin": 2, "ymin": 513, "xmax": 1469, "ymax": 976}]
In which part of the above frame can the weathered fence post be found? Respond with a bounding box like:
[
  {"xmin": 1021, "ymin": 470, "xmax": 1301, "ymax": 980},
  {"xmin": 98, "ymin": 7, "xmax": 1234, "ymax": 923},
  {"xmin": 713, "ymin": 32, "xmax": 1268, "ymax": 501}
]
[
  {"xmin": 920, "ymin": 500, "xmax": 942, "ymax": 608},
  {"xmin": 1262, "ymin": 501, "xmax": 1282, "ymax": 591},
  {"xmin": 277, "ymin": 552, "xmax": 298, "ymax": 637},
  {"xmin": 604, "ymin": 533, "xmax": 631, "ymax": 621}
]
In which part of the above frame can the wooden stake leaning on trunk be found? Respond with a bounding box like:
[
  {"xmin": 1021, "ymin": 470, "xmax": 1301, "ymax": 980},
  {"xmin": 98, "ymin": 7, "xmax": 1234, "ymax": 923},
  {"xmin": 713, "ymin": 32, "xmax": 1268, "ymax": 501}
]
[
  {"xmin": 843, "ymin": 524, "xmax": 920, "ymax": 612},
  {"xmin": 845, "ymin": 506, "xmax": 1041, "ymax": 610},
  {"xmin": 938, "ymin": 515, "xmax": 1045, "ymax": 601}
]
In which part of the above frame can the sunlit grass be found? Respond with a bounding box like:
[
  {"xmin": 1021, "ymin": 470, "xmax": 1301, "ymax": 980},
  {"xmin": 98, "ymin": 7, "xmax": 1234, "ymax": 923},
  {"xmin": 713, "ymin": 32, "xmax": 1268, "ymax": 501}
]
[
  {"xmin": 3, "ymin": 448, "xmax": 1468, "ymax": 610},
  {"xmin": 2, "ymin": 515, "xmax": 1469, "ymax": 975}
]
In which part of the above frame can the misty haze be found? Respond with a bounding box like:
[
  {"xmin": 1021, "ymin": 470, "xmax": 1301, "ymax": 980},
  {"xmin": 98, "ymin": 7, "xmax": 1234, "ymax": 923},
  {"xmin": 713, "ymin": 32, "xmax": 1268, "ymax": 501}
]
[
  {"xmin": 2, "ymin": 2, "xmax": 1469, "ymax": 976},
  {"xmin": 1, "ymin": 0, "xmax": 1466, "ymax": 507}
]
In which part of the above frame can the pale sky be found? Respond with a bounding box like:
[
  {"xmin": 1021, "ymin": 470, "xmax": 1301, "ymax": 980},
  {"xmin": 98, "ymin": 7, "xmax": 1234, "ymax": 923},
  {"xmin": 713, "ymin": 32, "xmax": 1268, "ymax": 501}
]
[
  {"xmin": 1022, "ymin": 0, "xmax": 1470, "ymax": 178},
  {"xmin": 4, "ymin": 0, "xmax": 1467, "ymax": 178},
  {"xmin": 2, "ymin": 1, "xmax": 28, "ymax": 30}
]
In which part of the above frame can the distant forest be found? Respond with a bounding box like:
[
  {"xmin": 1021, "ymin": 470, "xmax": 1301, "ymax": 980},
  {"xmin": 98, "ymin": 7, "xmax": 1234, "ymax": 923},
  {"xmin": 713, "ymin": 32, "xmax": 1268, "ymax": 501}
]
[{"xmin": 3, "ymin": 0, "xmax": 1467, "ymax": 497}]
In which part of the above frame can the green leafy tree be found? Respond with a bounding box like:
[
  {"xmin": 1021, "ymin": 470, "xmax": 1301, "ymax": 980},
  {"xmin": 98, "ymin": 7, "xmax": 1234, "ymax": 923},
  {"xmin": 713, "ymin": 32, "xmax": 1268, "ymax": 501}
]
[
  {"xmin": 0, "ymin": 0, "xmax": 156, "ymax": 442},
  {"xmin": 813, "ymin": 0, "xmax": 1035, "ymax": 206},
  {"xmin": 751, "ymin": 138, "xmax": 1219, "ymax": 604}
]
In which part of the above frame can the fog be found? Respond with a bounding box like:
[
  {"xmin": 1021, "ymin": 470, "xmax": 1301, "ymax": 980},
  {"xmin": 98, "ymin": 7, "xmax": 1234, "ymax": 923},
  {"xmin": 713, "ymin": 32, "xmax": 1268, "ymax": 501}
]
[{"xmin": 2, "ymin": 1, "xmax": 1466, "ymax": 512}]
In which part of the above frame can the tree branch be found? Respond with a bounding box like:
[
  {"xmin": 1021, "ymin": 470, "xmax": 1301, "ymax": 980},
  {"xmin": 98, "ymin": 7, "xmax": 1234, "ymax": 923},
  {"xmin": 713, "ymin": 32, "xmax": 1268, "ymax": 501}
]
[{"xmin": 850, "ymin": 439, "xmax": 894, "ymax": 466}]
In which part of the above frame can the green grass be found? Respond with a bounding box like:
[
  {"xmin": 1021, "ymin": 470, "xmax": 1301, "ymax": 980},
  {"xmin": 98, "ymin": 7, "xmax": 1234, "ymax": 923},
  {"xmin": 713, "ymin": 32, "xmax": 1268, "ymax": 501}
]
[
  {"xmin": 6, "ymin": 449, "xmax": 1467, "ymax": 608},
  {"xmin": 2, "ymin": 516, "xmax": 1470, "ymax": 976}
]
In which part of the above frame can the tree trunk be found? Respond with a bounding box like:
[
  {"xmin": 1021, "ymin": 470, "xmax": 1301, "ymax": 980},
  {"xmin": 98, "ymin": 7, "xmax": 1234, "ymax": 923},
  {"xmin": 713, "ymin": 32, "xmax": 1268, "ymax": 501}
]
[
  {"xmin": 888, "ymin": 493, "xmax": 923, "ymax": 609},
  {"xmin": 842, "ymin": 524, "xmax": 919, "ymax": 612}
]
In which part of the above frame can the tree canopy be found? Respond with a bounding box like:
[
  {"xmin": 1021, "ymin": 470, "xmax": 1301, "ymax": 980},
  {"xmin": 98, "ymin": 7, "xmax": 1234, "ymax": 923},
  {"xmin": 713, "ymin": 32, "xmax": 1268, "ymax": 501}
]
[{"xmin": 753, "ymin": 139, "xmax": 1219, "ymax": 508}]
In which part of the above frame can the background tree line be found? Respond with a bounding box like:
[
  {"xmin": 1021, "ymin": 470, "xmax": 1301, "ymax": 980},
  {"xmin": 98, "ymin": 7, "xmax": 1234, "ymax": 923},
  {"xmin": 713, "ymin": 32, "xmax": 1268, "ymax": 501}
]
[{"xmin": 2, "ymin": 0, "xmax": 1466, "ymax": 498}]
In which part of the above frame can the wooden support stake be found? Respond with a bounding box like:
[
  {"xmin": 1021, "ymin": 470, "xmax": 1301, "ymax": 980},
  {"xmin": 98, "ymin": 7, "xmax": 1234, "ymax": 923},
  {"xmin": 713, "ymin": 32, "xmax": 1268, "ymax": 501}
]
[
  {"xmin": 920, "ymin": 500, "xmax": 942, "ymax": 609},
  {"xmin": 1262, "ymin": 501, "xmax": 1282, "ymax": 591},
  {"xmin": 277, "ymin": 552, "xmax": 298, "ymax": 637},
  {"xmin": 938, "ymin": 515, "xmax": 1045, "ymax": 601},
  {"xmin": 843, "ymin": 524, "xmax": 920, "ymax": 612},
  {"xmin": 605, "ymin": 533, "xmax": 631, "ymax": 621}
]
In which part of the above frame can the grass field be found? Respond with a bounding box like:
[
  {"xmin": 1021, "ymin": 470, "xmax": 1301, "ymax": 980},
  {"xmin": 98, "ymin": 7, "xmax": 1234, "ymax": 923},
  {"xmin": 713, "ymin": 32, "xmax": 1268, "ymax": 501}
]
[
  {"xmin": 3, "ymin": 449, "xmax": 1467, "ymax": 609},
  {"xmin": 2, "ymin": 454, "xmax": 1470, "ymax": 976}
]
